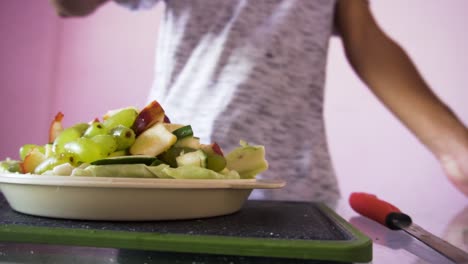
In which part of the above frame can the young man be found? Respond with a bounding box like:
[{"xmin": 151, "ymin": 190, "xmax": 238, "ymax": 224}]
[{"xmin": 50, "ymin": 0, "xmax": 468, "ymax": 205}]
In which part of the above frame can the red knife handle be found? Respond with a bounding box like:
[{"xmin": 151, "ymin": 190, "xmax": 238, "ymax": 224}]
[{"xmin": 349, "ymin": 192, "xmax": 403, "ymax": 228}]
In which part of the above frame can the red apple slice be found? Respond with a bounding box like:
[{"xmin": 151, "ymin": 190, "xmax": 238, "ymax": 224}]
[
  {"xmin": 20, "ymin": 148, "xmax": 46, "ymax": 174},
  {"xmin": 49, "ymin": 112, "xmax": 64, "ymax": 143},
  {"xmin": 211, "ymin": 142, "xmax": 224, "ymax": 156},
  {"xmin": 200, "ymin": 142, "xmax": 224, "ymax": 157},
  {"xmin": 132, "ymin": 100, "xmax": 165, "ymax": 136}
]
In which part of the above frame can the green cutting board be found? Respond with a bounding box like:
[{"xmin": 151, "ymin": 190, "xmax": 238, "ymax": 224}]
[{"xmin": 0, "ymin": 194, "xmax": 372, "ymax": 263}]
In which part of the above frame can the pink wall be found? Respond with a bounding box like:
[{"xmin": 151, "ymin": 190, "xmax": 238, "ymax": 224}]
[
  {"xmin": 0, "ymin": 1, "xmax": 466, "ymax": 210},
  {"xmin": 53, "ymin": 3, "xmax": 163, "ymax": 128},
  {"xmin": 0, "ymin": 1, "xmax": 59, "ymax": 159}
]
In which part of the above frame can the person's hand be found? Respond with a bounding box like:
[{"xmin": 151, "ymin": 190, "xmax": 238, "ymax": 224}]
[
  {"xmin": 438, "ymin": 129, "xmax": 468, "ymax": 196},
  {"xmin": 49, "ymin": 0, "xmax": 109, "ymax": 17}
]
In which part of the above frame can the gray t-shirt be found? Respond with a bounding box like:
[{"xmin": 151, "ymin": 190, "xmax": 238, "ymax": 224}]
[{"xmin": 116, "ymin": 0, "xmax": 340, "ymax": 206}]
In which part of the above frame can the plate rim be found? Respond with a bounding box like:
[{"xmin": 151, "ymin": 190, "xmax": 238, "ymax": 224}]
[{"xmin": 0, "ymin": 173, "xmax": 286, "ymax": 190}]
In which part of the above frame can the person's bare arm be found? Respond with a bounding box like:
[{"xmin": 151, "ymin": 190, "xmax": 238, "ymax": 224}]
[
  {"xmin": 335, "ymin": 0, "xmax": 468, "ymax": 195},
  {"xmin": 49, "ymin": 0, "xmax": 109, "ymax": 17}
]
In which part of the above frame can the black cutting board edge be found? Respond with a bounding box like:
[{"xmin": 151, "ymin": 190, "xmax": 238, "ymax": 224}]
[{"xmin": 0, "ymin": 193, "xmax": 372, "ymax": 262}]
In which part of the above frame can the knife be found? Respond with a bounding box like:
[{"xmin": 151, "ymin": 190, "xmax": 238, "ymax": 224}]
[{"xmin": 349, "ymin": 192, "xmax": 468, "ymax": 264}]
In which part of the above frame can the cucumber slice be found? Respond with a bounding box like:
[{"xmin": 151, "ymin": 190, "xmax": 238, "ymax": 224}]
[
  {"xmin": 176, "ymin": 150, "xmax": 207, "ymax": 168},
  {"xmin": 158, "ymin": 147, "xmax": 196, "ymax": 168},
  {"xmin": 172, "ymin": 125, "xmax": 193, "ymax": 139},
  {"xmin": 91, "ymin": 155, "xmax": 159, "ymax": 166},
  {"xmin": 150, "ymin": 159, "xmax": 164, "ymax": 166}
]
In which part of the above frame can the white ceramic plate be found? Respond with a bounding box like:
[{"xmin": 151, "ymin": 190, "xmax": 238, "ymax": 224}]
[{"xmin": 0, "ymin": 173, "xmax": 285, "ymax": 221}]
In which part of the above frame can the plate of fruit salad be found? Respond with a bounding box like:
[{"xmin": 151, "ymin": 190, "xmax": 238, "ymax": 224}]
[{"xmin": 0, "ymin": 100, "xmax": 285, "ymax": 220}]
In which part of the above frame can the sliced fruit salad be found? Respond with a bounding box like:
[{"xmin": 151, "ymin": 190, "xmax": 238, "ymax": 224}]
[{"xmin": 0, "ymin": 101, "xmax": 268, "ymax": 179}]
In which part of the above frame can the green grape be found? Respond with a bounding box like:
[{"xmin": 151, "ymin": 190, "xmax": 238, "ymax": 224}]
[
  {"xmin": 19, "ymin": 144, "xmax": 45, "ymax": 160},
  {"xmin": 110, "ymin": 125, "xmax": 136, "ymax": 151},
  {"xmin": 91, "ymin": 134, "xmax": 118, "ymax": 156},
  {"xmin": 103, "ymin": 108, "xmax": 138, "ymax": 130},
  {"xmin": 63, "ymin": 138, "xmax": 106, "ymax": 163},
  {"xmin": 206, "ymin": 153, "xmax": 227, "ymax": 172},
  {"xmin": 34, "ymin": 153, "xmax": 77, "ymax": 175},
  {"xmin": 71, "ymin": 123, "xmax": 90, "ymax": 133},
  {"xmin": 52, "ymin": 123, "xmax": 89, "ymax": 154},
  {"xmin": 83, "ymin": 122, "xmax": 108, "ymax": 138}
]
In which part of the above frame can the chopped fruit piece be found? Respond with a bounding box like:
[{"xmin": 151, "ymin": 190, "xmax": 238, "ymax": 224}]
[
  {"xmin": 130, "ymin": 123, "xmax": 177, "ymax": 156},
  {"xmin": 212, "ymin": 142, "xmax": 224, "ymax": 156},
  {"xmin": 132, "ymin": 100, "xmax": 165, "ymax": 136},
  {"xmin": 103, "ymin": 108, "xmax": 138, "ymax": 130},
  {"xmin": 200, "ymin": 143, "xmax": 226, "ymax": 172},
  {"xmin": 226, "ymin": 141, "xmax": 268, "ymax": 179},
  {"xmin": 158, "ymin": 147, "xmax": 196, "ymax": 168},
  {"xmin": 176, "ymin": 150, "xmax": 207, "ymax": 167},
  {"xmin": 200, "ymin": 142, "xmax": 224, "ymax": 157},
  {"xmin": 163, "ymin": 123, "xmax": 185, "ymax": 132},
  {"xmin": 49, "ymin": 112, "xmax": 64, "ymax": 143},
  {"xmin": 174, "ymin": 136, "xmax": 201, "ymax": 149},
  {"xmin": 103, "ymin": 106, "xmax": 138, "ymax": 120},
  {"xmin": 20, "ymin": 148, "xmax": 46, "ymax": 174}
]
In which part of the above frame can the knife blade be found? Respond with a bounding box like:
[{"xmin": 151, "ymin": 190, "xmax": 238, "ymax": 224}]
[{"xmin": 349, "ymin": 192, "xmax": 468, "ymax": 264}]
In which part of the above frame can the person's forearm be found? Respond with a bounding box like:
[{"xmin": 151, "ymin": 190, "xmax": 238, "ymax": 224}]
[
  {"xmin": 348, "ymin": 28, "xmax": 467, "ymax": 156},
  {"xmin": 49, "ymin": 0, "xmax": 109, "ymax": 17},
  {"xmin": 336, "ymin": 1, "xmax": 468, "ymax": 158}
]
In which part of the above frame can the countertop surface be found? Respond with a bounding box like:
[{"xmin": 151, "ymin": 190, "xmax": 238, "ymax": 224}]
[
  {"xmin": 333, "ymin": 196, "xmax": 467, "ymax": 264},
  {"xmin": 0, "ymin": 190, "xmax": 466, "ymax": 264}
]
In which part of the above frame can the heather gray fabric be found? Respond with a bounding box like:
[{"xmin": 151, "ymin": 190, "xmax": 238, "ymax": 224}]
[{"xmin": 115, "ymin": 0, "xmax": 340, "ymax": 206}]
